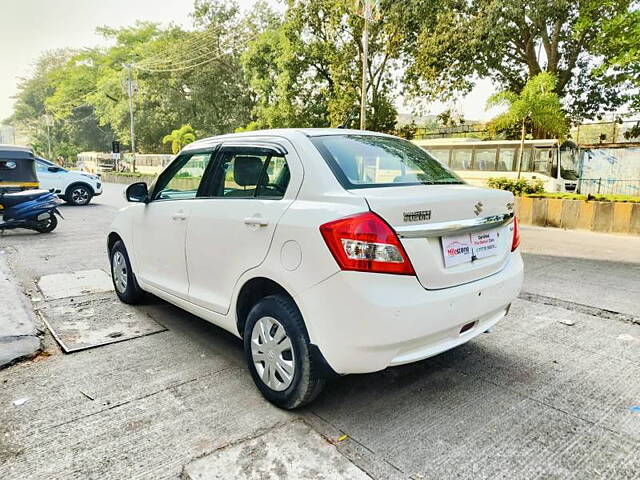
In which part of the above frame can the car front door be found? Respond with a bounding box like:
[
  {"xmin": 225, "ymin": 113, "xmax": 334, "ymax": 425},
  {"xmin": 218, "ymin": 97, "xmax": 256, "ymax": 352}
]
[
  {"xmin": 35, "ymin": 159, "xmax": 65, "ymax": 193},
  {"xmin": 185, "ymin": 142, "xmax": 301, "ymax": 315},
  {"xmin": 133, "ymin": 149, "xmax": 215, "ymax": 299}
]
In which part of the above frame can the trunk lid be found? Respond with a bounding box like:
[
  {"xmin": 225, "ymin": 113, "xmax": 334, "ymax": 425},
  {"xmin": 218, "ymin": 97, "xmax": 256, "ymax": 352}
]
[{"xmin": 351, "ymin": 184, "xmax": 515, "ymax": 289}]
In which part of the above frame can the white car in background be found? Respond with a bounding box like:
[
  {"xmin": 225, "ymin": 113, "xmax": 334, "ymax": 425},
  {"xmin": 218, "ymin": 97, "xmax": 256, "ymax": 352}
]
[
  {"xmin": 107, "ymin": 129, "xmax": 524, "ymax": 409},
  {"xmin": 35, "ymin": 157, "xmax": 102, "ymax": 205}
]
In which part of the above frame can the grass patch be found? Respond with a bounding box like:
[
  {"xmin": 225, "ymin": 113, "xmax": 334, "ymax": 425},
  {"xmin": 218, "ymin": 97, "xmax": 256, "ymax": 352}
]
[{"xmin": 525, "ymin": 192, "xmax": 640, "ymax": 203}]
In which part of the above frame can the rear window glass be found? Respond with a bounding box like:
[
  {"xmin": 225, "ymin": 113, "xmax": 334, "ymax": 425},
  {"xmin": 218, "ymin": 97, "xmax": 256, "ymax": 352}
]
[{"xmin": 311, "ymin": 135, "xmax": 463, "ymax": 189}]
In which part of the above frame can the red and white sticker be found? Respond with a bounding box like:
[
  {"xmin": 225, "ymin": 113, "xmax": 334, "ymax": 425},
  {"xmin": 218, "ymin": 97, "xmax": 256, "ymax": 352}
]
[
  {"xmin": 441, "ymin": 230, "xmax": 498, "ymax": 267},
  {"xmin": 441, "ymin": 234, "xmax": 473, "ymax": 267}
]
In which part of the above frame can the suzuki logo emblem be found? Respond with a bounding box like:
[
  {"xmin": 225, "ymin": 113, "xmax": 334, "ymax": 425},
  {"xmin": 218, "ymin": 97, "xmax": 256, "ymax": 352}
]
[{"xmin": 474, "ymin": 201, "xmax": 483, "ymax": 216}]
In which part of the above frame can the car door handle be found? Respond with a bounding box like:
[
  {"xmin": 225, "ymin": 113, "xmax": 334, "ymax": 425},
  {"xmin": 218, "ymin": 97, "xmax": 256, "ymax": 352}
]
[
  {"xmin": 172, "ymin": 212, "xmax": 187, "ymax": 221},
  {"xmin": 244, "ymin": 216, "xmax": 269, "ymax": 227}
]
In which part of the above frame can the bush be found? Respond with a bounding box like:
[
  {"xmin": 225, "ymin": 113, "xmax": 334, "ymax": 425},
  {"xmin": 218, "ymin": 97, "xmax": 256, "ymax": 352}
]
[
  {"xmin": 487, "ymin": 177, "xmax": 545, "ymax": 196},
  {"xmin": 525, "ymin": 192, "xmax": 640, "ymax": 203}
]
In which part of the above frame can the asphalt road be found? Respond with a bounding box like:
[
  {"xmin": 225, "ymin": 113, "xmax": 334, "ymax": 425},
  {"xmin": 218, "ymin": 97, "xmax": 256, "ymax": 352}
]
[{"xmin": 1, "ymin": 183, "xmax": 639, "ymax": 479}]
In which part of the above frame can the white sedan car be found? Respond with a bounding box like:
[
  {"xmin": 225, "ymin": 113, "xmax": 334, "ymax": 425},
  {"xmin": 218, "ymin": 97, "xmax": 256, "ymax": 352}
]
[{"xmin": 108, "ymin": 129, "xmax": 523, "ymax": 408}]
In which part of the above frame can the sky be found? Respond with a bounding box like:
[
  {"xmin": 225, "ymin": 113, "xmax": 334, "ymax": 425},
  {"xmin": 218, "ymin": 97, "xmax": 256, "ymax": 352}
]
[{"xmin": 0, "ymin": 0, "xmax": 497, "ymax": 124}]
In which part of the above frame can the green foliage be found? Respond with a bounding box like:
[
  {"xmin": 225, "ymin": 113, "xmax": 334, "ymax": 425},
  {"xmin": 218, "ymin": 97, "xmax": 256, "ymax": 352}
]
[
  {"xmin": 487, "ymin": 72, "xmax": 568, "ymax": 140},
  {"xmin": 407, "ymin": 0, "xmax": 632, "ymax": 121},
  {"xmin": 487, "ymin": 176, "xmax": 545, "ymax": 196},
  {"xmin": 163, "ymin": 125, "xmax": 196, "ymax": 154},
  {"xmin": 594, "ymin": 8, "xmax": 640, "ymax": 112},
  {"xmin": 241, "ymin": 0, "xmax": 435, "ymax": 132}
]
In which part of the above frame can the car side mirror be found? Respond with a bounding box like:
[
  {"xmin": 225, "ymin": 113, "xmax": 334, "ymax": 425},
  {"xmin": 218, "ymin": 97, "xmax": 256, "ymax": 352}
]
[
  {"xmin": 48, "ymin": 166, "xmax": 63, "ymax": 172},
  {"xmin": 126, "ymin": 182, "xmax": 149, "ymax": 203}
]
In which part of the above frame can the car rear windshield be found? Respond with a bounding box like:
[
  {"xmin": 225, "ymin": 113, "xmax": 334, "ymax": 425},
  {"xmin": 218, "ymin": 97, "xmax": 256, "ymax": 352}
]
[{"xmin": 311, "ymin": 134, "xmax": 463, "ymax": 189}]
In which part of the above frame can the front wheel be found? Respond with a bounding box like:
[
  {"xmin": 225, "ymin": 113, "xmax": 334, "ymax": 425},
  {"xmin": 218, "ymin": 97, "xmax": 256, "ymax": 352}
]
[
  {"xmin": 66, "ymin": 184, "xmax": 93, "ymax": 206},
  {"xmin": 33, "ymin": 215, "xmax": 57, "ymax": 233},
  {"xmin": 244, "ymin": 294, "xmax": 325, "ymax": 409},
  {"xmin": 109, "ymin": 240, "xmax": 145, "ymax": 304}
]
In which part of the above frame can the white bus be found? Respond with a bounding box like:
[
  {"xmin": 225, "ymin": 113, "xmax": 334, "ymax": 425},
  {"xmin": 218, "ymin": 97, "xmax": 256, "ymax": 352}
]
[{"xmin": 413, "ymin": 138, "xmax": 579, "ymax": 192}]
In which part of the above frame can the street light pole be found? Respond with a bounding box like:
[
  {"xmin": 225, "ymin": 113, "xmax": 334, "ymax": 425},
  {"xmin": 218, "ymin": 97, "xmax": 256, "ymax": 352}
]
[{"xmin": 124, "ymin": 64, "xmax": 137, "ymax": 173}]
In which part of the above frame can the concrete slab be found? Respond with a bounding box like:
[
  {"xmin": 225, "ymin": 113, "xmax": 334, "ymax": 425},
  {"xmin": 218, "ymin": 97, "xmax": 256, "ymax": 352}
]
[
  {"xmin": 37, "ymin": 269, "xmax": 113, "ymax": 300},
  {"xmin": 39, "ymin": 294, "xmax": 166, "ymax": 352},
  {"xmin": 0, "ymin": 253, "xmax": 39, "ymax": 367},
  {"xmin": 0, "ymin": 336, "xmax": 41, "ymax": 367},
  {"xmin": 182, "ymin": 420, "xmax": 370, "ymax": 480}
]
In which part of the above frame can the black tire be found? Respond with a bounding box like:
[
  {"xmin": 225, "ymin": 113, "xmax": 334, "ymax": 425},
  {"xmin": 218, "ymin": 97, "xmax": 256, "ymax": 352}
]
[
  {"xmin": 65, "ymin": 183, "xmax": 93, "ymax": 206},
  {"xmin": 243, "ymin": 294, "xmax": 325, "ymax": 409},
  {"xmin": 109, "ymin": 240, "xmax": 145, "ymax": 304},
  {"xmin": 33, "ymin": 215, "xmax": 58, "ymax": 233}
]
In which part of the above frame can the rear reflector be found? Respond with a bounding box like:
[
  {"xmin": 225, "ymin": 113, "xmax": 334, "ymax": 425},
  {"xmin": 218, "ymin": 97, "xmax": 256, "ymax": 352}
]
[
  {"xmin": 511, "ymin": 216, "xmax": 520, "ymax": 251},
  {"xmin": 320, "ymin": 211, "xmax": 415, "ymax": 275}
]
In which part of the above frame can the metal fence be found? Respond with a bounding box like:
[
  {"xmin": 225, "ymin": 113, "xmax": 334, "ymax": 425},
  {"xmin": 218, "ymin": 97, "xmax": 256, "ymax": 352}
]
[{"xmin": 577, "ymin": 178, "xmax": 640, "ymax": 196}]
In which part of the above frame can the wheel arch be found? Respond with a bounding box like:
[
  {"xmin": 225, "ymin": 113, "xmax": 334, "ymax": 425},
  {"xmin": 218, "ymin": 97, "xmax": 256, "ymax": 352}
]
[
  {"xmin": 107, "ymin": 231, "xmax": 123, "ymax": 254},
  {"xmin": 235, "ymin": 276, "xmax": 337, "ymax": 378},
  {"xmin": 235, "ymin": 277, "xmax": 296, "ymax": 339}
]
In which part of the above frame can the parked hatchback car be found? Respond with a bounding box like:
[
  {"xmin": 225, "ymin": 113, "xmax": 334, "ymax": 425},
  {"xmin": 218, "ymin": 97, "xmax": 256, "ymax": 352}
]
[
  {"xmin": 108, "ymin": 129, "xmax": 523, "ymax": 409},
  {"xmin": 35, "ymin": 157, "xmax": 102, "ymax": 205}
]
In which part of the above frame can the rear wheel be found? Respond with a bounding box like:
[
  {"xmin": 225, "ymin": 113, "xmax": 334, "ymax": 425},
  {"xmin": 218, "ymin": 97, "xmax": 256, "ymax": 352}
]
[
  {"xmin": 109, "ymin": 240, "xmax": 144, "ymax": 304},
  {"xmin": 33, "ymin": 215, "xmax": 57, "ymax": 233},
  {"xmin": 66, "ymin": 184, "xmax": 93, "ymax": 206},
  {"xmin": 244, "ymin": 294, "xmax": 325, "ymax": 409}
]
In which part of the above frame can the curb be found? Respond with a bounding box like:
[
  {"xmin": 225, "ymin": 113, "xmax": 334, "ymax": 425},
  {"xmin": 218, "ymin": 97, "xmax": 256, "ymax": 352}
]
[{"xmin": 0, "ymin": 253, "xmax": 41, "ymax": 368}]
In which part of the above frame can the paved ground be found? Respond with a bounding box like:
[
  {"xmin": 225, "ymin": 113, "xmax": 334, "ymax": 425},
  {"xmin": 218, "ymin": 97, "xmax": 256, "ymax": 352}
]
[{"xmin": 1, "ymin": 183, "xmax": 639, "ymax": 479}]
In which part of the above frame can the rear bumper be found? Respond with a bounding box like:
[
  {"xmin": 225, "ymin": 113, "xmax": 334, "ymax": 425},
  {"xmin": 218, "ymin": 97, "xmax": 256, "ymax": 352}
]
[{"xmin": 295, "ymin": 252, "xmax": 523, "ymax": 374}]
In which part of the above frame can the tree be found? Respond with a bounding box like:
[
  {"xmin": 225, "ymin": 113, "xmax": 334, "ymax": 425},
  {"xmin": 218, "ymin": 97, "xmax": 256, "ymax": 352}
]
[
  {"xmin": 163, "ymin": 125, "xmax": 196, "ymax": 153},
  {"xmin": 486, "ymin": 72, "xmax": 568, "ymax": 178},
  {"xmin": 408, "ymin": 0, "xmax": 632, "ymax": 121},
  {"xmin": 594, "ymin": 7, "xmax": 640, "ymax": 117},
  {"xmin": 242, "ymin": 0, "xmax": 437, "ymax": 132}
]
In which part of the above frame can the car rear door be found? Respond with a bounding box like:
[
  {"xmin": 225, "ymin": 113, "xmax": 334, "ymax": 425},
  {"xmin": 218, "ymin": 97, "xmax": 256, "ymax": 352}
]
[
  {"xmin": 185, "ymin": 140, "xmax": 302, "ymax": 314},
  {"xmin": 133, "ymin": 149, "xmax": 215, "ymax": 298}
]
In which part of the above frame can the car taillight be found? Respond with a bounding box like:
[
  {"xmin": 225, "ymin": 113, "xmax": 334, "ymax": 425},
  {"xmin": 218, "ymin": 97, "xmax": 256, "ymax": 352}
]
[
  {"xmin": 511, "ymin": 216, "xmax": 520, "ymax": 251},
  {"xmin": 320, "ymin": 211, "xmax": 415, "ymax": 275}
]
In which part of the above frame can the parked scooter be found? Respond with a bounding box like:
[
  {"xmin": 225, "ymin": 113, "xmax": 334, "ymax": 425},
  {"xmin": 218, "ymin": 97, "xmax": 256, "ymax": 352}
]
[{"xmin": 0, "ymin": 190, "xmax": 63, "ymax": 233}]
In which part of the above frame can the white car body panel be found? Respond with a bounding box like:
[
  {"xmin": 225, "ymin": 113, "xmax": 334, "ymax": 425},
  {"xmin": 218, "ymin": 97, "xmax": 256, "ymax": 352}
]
[
  {"xmin": 35, "ymin": 157, "xmax": 102, "ymax": 198},
  {"xmin": 109, "ymin": 128, "xmax": 524, "ymax": 375}
]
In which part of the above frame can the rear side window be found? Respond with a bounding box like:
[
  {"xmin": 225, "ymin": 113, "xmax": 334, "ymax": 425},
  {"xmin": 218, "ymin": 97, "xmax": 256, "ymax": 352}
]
[
  {"xmin": 210, "ymin": 149, "xmax": 290, "ymax": 199},
  {"xmin": 311, "ymin": 135, "xmax": 463, "ymax": 189}
]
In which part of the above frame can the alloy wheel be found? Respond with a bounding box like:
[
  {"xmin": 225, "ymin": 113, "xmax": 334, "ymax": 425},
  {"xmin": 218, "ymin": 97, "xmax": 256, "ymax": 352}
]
[
  {"xmin": 250, "ymin": 316, "xmax": 295, "ymax": 391},
  {"xmin": 112, "ymin": 251, "xmax": 128, "ymax": 293},
  {"xmin": 71, "ymin": 187, "xmax": 90, "ymax": 205}
]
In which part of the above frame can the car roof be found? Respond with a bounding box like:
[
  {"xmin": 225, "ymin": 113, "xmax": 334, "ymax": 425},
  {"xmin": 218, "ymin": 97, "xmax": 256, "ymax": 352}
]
[
  {"xmin": 183, "ymin": 128, "xmax": 394, "ymax": 151},
  {"xmin": 0, "ymin": 144, "xmax": 33, "ymax": 153}
]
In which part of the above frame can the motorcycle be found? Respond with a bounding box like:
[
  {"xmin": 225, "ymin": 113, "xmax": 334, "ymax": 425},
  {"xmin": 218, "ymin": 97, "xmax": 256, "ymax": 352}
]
[{"xmin": 0, "ymin": 189, "xmax": 63, "ymax": 233}]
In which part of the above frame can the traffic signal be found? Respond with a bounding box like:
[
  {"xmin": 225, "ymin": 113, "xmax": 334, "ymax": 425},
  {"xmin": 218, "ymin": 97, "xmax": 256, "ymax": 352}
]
[{"xmin": 112, "ymin": 141, "xmax": 120, "ymax": 154}]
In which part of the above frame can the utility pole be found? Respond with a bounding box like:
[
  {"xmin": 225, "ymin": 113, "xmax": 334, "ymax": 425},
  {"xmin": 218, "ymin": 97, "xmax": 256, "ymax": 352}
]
[
  {"xmin": 360, "ymin": 8, "xmax": 369, "ymax": 130},
  {"xmin": 44, "ymin": 113, "xmax": 52, "ymax": 159},
  {"xmin": 124, "ymin": 64, "xmax": 137, "ymax": 173},
  {"xmin": 356, "ymin": 0, "xmax": 379, "ymax": 131}
]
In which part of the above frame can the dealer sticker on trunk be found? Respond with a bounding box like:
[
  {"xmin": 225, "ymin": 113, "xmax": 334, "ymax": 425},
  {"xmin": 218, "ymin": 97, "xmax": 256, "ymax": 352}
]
[{"xmin": 441, "ymin": 230, "xmax": 498, "ymax": 268}]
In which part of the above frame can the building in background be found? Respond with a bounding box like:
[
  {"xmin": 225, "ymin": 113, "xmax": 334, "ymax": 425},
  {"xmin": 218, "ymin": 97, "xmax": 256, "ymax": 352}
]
[{"xmin": 0, "ymin": 124, "xmax": 16, "ymax": 144}]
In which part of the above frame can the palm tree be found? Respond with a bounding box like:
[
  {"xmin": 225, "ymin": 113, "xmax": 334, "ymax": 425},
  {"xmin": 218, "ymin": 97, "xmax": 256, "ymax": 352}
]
[
  {"xmin": 487, "ymin": 72, "xmax": 568, "ymax": 178},
  {"xmin": 162, "ymin": 125, "xmax": 196, "ymax": 154}
]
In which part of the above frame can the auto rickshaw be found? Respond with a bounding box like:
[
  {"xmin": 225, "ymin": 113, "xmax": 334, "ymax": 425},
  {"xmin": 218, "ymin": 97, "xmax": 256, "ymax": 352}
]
[
  {"xmin": 0, "ymin": 145, "xmax": 40, "ymax": 194},
  {"xmin": 0, "ymin": 144, "xmax": 62, "ymax": 233}
]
